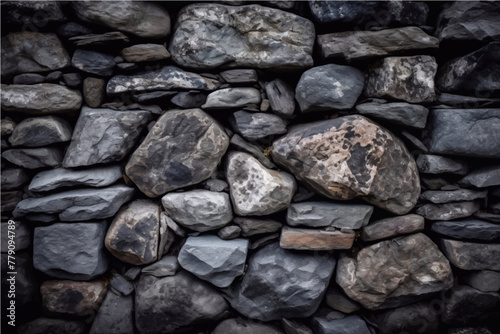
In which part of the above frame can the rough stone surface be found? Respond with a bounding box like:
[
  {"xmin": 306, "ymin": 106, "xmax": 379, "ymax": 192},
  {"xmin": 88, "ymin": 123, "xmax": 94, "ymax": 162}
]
[
  {"xmin": 463, "ymin": 271, "xmax": 500, "ymax": 292},
  {"xmin": 63, "ymin": 107, "xmax": 152, "ymax": 168},
  {"xmin": 162, "ymin": 190, "xmax": 233, "ymax": 232},
  {"xmin": 110, "ymin": 274, "xmax": 134, "ymax": 296},
  {"xmin": 105, "ymin": 200, "xmax": 159, "ymax": 265},
  {"xmin": 1, "ymin": 167, "xmax": 29, "ymax": 190},
  {"xmin": 280, "ymin": 227, "xmax": 355, "ymax": 251},
  {"xmin": 141, "ymin": 255, "xmax": 179, "ymax": 278},
  {"xmin": 90, "ymin": 292, "xmax": 134, "ymax": 334},
  {"xmin": 13, "ymin": 184, "xmax": 135, "ymax": 222},
  {"xmin": 72, "ymin": 1, "xmax": 170, "ymax": 39},
  {"xmin": 233, "ymin": 217, "xmax": 282, "ymax": 237},
  {"xmin": 170, "ymin": 91, "xmax": 207, "ymax": 109},
  {"xmin": 219, "ymin": 69, "xmax": 258, "ymax": 85},
  {"xmin": 135, "ymin": 271, "xmax": 229, "ymax": 333},
  {"xmin": 230, "ymin": 110, "xmax": 287, "ymax": 141},
  {"xmin": 272, "ymin": 115, "xmax": 420, "ymax": 215},
  {"xmin": 265, "ymin": 78, "xmax": 296, "ymax": 118},
  {"xmin": 169, "ymin": 3, "xmax": 315, "ymax": 70},
  {"xmin": 218, "ymin": 225, "xmax": 241, "ymax": 240},
  {"xmin": 295, "ymin": 64, "xmax": 364, "ymax": 112},
  {"xmin": 8, "ymin": 116, "xmax": 72, "ymax": 147},
  {"xmin": 337, "ymin": 233, "xmax": 453, "ymax": 310},
  {"xmin": 373, "ymin": 301, "xmax": 439, "ymax": 334},
  {"xmin": 459, "ymin": 165, "xmax": 500, "ymax": 188},
  {"xmin": 34, "ymin": 222, "xmax": 108, "ymax": 280},
  {"xmin": 202, "ymin": 88, "xmax": 261, "ymax": 110},
  {"xmin": 29, "ymin": 165, "xmax": 122, "ymax": 192},
  {"xmin": 18, "ymin": 317, "xmax": 86, "ymax": 334},
  {"xmin": 121, "ymin": 44, "xmax": 170, "ymax": 62},
  {"xmin": 432, "ymin": 220, "xmax": 500, "ymax": 241},
  {"xmin": 2, "ymin": 147, "xmax": 64, "ymax": 169},
  {"xmin": 1, "ymin": 221, "xmax": 31, "ymax": 252},
  {"xmin": 125, "ymin": 109, "xmax": 229, "ymax": 197},
  {"xmin": 71, "ymin": 49, "xmax": 115, "ymax": 76},
  {"xmin": 355, "ymin": 101, "xmax": 429, "ymax": 129},
  {"xmin": 417, "ymin": 154, "xmax": 469, "ymax": 175},
  {"xmin": 318, "ymin": 27, "xmax": 439, "ymax": 61},
  {"xmin": 178, "ymin": 235, "xmax": 249, "ymax": 287},
  {"xmin": 287, "ymin": 201, "xmax": 373, "ymax": 229},
  {"xmin": 1, "ymin": 32, "xmax": 70, "ymax": 77},
  {"xmin": 421, "ymin": 189, "xmax": 487, "ymax": 204},
  {"xmin": 416, "ymin": 201, "xmax": 481, "ymax": 221},
  {"xmin": 441, "ymin": 239, "xmax": 500, "ymax": 271},
  {"xmin": 228, "ymin": 242, "xmax": 336, "ymax": 321},
  {"xmin": 361, "ymin": 214, "xmax": 425, "ymax": 242},
  {"xmin": 227, "ymin": 151, "xmax": 296, "ymax": 216},
  {"xmin": 41, "ymin": 280, "xmax": 107, "ymax": 317},
  {"xmin": 1, "ymin": 84, "xmax": 82, "ymax": 114},
  {"xmin": 230, "ymin": 134, "xmax": 276, "ymax": 169},
  {"xmin": 13, "ymin": 73, "xmax": 45, "ymax": 85},
  {"xmin": 83, "ymin": 77, "xmax": 106, "ymax": 108},
  {"xmin": 1, "ymin": 1, "xmax": 66, "ymax": 26},
  {"xmin": 364, "ymin": 56, "xmax": 437, "ymax": 103},
  {"xmin": 212, "ymin": 318, "xmax": 284, "ymax": 334},
  {"xmin": 325, "ymin": 286, "xmax": 360, "ymax": 314}
]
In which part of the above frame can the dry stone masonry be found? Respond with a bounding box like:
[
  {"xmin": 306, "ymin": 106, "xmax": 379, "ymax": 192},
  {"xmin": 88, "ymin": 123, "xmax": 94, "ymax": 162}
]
[{"xmin": 1, "ymin": 1, "xmax": 499, "ymax": 334}]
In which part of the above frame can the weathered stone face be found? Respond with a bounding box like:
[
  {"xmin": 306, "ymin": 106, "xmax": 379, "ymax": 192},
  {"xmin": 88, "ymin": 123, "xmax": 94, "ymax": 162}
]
[
  {"xmin": 279, "ymin": 227, "xmax": 355, "ymax": 251},
  {"xmin": 441, "ymin": 239, "xmax": 500, "ymax": 271},
  {"xmin": 336, "ymin": 233, "xmax": 453, "ymax": 310},
  {"xmin": 271, "ymin": 115, "xmax": 420, "ymax": 215},
  {"xmin": 8, "ymin": 116, "xmax": 72, "ymax": 147},
  {"xmin": 125, "ymin": 109, "xmax": 229, "ymax": 197}
]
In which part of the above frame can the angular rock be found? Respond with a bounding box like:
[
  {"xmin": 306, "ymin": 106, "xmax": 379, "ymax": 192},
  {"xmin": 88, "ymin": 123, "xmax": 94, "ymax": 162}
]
[
  {"xmin": 417, "ymin": 154, "xmax": 469, "ymax": 175},
  {"xmin": 229, "ymin": 242, "xmax": 336, "ymax": 320},
  {"xmin": 318, "ymin": 27, "xmax": 439, "ymax": 61},
  {"xmin": 1, "ymin": 84, "xmax": 82, "ymax": 114},
  {"xmin": 83, "ymin": 77, "xmax": 106, "ymax": 108},
  {"xmin": 441, "ymin": 285, "xmax": 500, "ymax": 325},
  {"xmin": 325, "ymin": 286, "xmax": 360, "ymax": 314},
  {"xmin": 178, "ymin": 235, "xmax": 249, "ymax": 287},
  {"xmin": 311, "ymin": 315, "xmax": 371, "ymax": 334},
  {"xmin": 459, "ymin": 165, "xmax": 500, "ymax": 188},
  {"xmin": 72, "ymin": 1, "xmax": 170, "ymax": 39},
  {"xmin": 162, "ymin": 190, "xmax": 233, "ymax": 232},
  {"xmin": 422, "ymin": 189, "xmax": 487, "ymax": 204},
  {"xmin": 401, "ymin": 130, "xmax": 429, "ymax": 153},
  {"xmin": 373, "ymin": 301, "xmax": 439, "ymax": 334},
  {"xmin": 63, "ymin": 73, "xmax": 83, "ymax": 88},
  {"xmin": 287, "ymin": 201, "xmax": 373, "ymax": 229},
  {"xmin": 295, "ymin": 64, "xmax": 364, "ymax": 112},
  {"xmin": 1, "ymin": 168, "xmax": 29, "ymax": 190},
  {"xmin": 266, "ymin": 78, "xmax": 296, "ymax": 118},
  {"xmin": 281, "ymin": 318, "xmax": 313, "ymax": 334},
  {"xmin": 337, "ymin": 233, "xmax": 453, "ymax": 310},
  {"xmin": 121, "ymin": 44, "xmax": 170, "ymax": 62},
  {"xmin": 416, "ymin": 201, "xmax": 481, "ymax": 221},
  {"xmin": 8, "ymin": 116, "xmax": 72, "ymax": 147},
  {"xmin": 63, "ymin": 107, "xmax": 152, "ymax": 167},
  {"xmin": 110, "ymin": 274, "xmax": 134, "ymax": 296},
  {"xmin": 355, "ymin": 101, "xmax": 429, "ymax": 129},
  {"xmin": 141, "ymin": 255, "xmax": 180, "ymax": 278},
  {"xmin": 436, "ymin": 43, "xmax": 500, "ymax": 96},
  {"xmin": 170, "ymin": 91, "xmax": 207, "ymax": 109},
  {"xmin": 220, "ymin": 69, "xmax": 258, "ymax": 85},
  {"xmin": 41, "ymin": 280, "xmax": 107, "ymax": 317},
  {"xmin": 213, "ymin": 318, "xmax": 284, "ymax": 334},
  {"xmin": 135, "ymin": 271, "xmax": 228, "ymax": 333},
  {"xmin": 233, "ymin": 217, "xmax": 282, "ymax": 237},
  {"xmin": 169, "ymin": 3, "xmax": 314, "ymax": 70},
  {"xmin": 218, "ymin": 225, "xmax": 242, "ymax": 240},
  {"xmin": 437, "ymin": 93, "xmax": 500, "ymax": 108},
  {"xmin": 202, "ymin": 88, "xmax": 261, "ymax": 110},
  {"xmin": 34, "ymin": 222, "xmax": 108, "ymax": 280},
  {"xmin": 230, "ymin": 134, "xmax": 276, "ymax": 169},
  {"xmin": 90, "ymin": 292, "xmax": 134, "ymax": 334},
  {"xmin": 13, "ymin": 184, "xmax": 135, "ymax": 222},
  {"xmin": 1, "ymin": 191, "xmax": 23, "ymax": 212},
  {"xmin": 463, "ymin": 271, "xmax": 500, "ymax": 292},
  {"xmin": 13, "ymin": 73, "xmax": 45, "ymax": 85},
  {"xmin": 18, "ymin": 317, "xmax": 86, "ymax": 334},
  {"xmin": 107, "ymin": 66, "xmax": 220, "ymax": 95},
  {"xmin": 271, "ymin": 115, "xmax": 420, "ymax": 215},
  {"xmin": 72, "ymin": 49, "xmax": 115, "ymax": 76},
  {"xmin": 280, "ymin": 227, "xmax": 355, "ymax": 251},
  {"xmin": 227, "ymin": 151, "xmax": 296, "ymax": 216},
  {"xmin": 230, "ymin": 110, "xmax": 287, "ymax": 141},
  {"xmin": 1, "ymin": 32, "xmax": 70, "ymax": 77},
  {"xmin": 441, "ymin": 239, "xmax": 500, "ymax": 270},
  {"xmin": 2, "ymin": 147, "xmax": 64, "ymax": 169},
  {"xmin": 364, "ymin": 56, "xmax": 437, "ymax": 103},
  {"xmin": 436, "ymin": 2, "xmax": 500, "ymax": 42},
  {"xmin": 69, "ymin": 31, "xmax": 129, "ymax": 47},
  {"xmin": 361, "ymin": 214, "xmax": 425, "ymax": 242},
  {"xmin": 105, "ymin": 200, "xmax": 159, "ymax": 265}
]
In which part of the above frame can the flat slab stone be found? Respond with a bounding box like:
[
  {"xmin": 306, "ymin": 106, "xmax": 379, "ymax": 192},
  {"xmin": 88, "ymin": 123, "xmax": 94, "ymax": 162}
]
[
  {"xmin": 125, "ymin": 109, "xmax": 229, "ymax": 197},
  {"xmin": 337, "ymin": 233, "xmax": 453, "ymax": 310},
  {"xmin": 71, "ymin": 49, "xmax": 115, "ymax": 76},
  {"xmin": 233, "ymin": 217, "xmax": 283, "ymax": 237},
  {"xmin": 169, "ymin": 3, "xmax": 315, "ymax": 70},
  {"xmin": 361, "ymin": 214, "xmax": 425, "ymax": 242},
  {"xmin": 355, "ymin": 101, "xmax": 429, "ymax": 129},
  {"xmin": 230, "ymin": 110, "xmax": 287, "ymax": 141},
  {"xmin": 1, "ymin": 84, "xmax": 82, "ymax": 114},
  {"xmin": 121, "ymin": 44, "xmax": 170, "ymax": 62},
  {"xmin": 459, "ymin": 165, "xmax": 500, "ymax": 188},
  {"xmin": 69, "ymin": 31, "xmax": 129, "ymax": 47},
  {"xmin": 34, "ymin": 222, "xmax": 108, "ymax": 280},
  {"xmin": 13, "ymin": 184, "xmax": 135, "ymax": 222},
  {"xmin": 219, "ymin": 69, "xmax": 258, "ymax": 85},
  {"xmin": 463, "ymin": 271, "xmax": 500, "ymax": 292},
  {"xmin": 8, "ymin": 116, "xmax": 72, "ymax": 147},
  {"xmin": 417, "ymin": 154, "xmax": 469, "ymax": 175},
  {"xmin": 202, "ymin": 88, "xmax": 261, "ymax": 110},
  {"xmin": 441, "ymin": 239, "xmax": 500, "ymax": 270},
  {"xmin": 431, "ymin": 220, "xmax": 500, "ymax": 241},
  {"xmin": 421, "ymin": 189, "xmax": 487, "ymax": 204},
  {"xmin": 2, "ymin": 147, "xmax": 64, "ymax": 169},
  {"xmin": 280, "ymin": 227, "xmax": 355, "ymax": 251},
  {"xmin": 416, "ymin": 201, "xmax": 481, "ymax": 221},
  {"xmin": 318, "ymin": 27, "xmax": 438, "ymax": 61},
  {"xmin": 287, "ymin": 201, "xmax": 373, "ymax": 229}
]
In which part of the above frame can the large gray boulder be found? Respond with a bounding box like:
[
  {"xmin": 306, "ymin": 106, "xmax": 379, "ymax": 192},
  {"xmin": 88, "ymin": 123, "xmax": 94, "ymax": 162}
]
[
  {"xmin": 178, "ymin": 235, "xmax": 249, "ymax": 287},
  {"xmin": 8, "ymin": 116, "xmax": 72, "ymax": 147},
  {"xmin": 271, "ymin": 115, "xmax": 420, "ymax": 215},
  {"xmin": 169, "ymin": 3, "xmax": 315, "ymax": 70},
  {"xmin": 228, "ymin": 242, "xmax": 336, "ymax": 321},
  {"xmin": 126, "ymin": 109, "xmax": 229, "ymax": 197},
  {"xmin": 135, "ymin": 271, "xmax": 229, "ymax": 333},
  {"xmin": 337, "ymin": 233, "xmax": 453, "ymax": 310},
  {"xmin": 441, "ymin": 239, "xmax": 500, "ymax": 271},
  {"xmin": 34, "ymin": 222, "xmax": 108, "ymax": 280},
  {"xmin": 90, "ymin": 292, "xmax": 134, "ymax": 334}
]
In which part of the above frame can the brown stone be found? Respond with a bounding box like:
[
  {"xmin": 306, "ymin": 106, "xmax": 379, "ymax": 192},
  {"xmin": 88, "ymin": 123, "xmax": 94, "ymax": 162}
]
[
  {"xmin": 280, "ymin": 227, "xmax": 355, "ymax": 251},
  {"xmin": 121, "ymin": 44, "xmax": 171, "ymax": 62},
  {"xmin": 83, "ymin": 78, "xmax": 106, "ymax": 108},
  {"xmin": 361, "ymin": 214, "xmax": 425, "ymax": 242}
]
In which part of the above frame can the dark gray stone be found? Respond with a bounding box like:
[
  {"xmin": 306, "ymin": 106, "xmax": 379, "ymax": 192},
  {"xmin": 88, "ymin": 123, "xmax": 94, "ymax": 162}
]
[
  {"xmin": 233, "ymin": 217, "xmax": 282, "ymax": 237},
  {"xmin": 361, "ymin": 214, "xmax": 425, "ymax": 242},
  {"xmin": 202, "ymin": 88, "xmax": 261, "ymax": 110},
  {"xmin": 474, "ymin": 212, "xmax": 500, "ymax": 224},
  {"xmin": 71, "ymin": 49, "xmax": 115, "ymax": 76},
  {"xmin": 135, "ymin": 271, "xmax": 229, "ymax": 333},
  {"xmin": 417, "ymin": 154, "xmax": 469, "ymax": 175},
  {"xmin": 121, "ymin": 43, "xmax": 170, "ymax": 62},
  {"xmin": 142, "ymin": 256, "xmax": 180, "ymax": 278},
  {"xmin": 1, "ymin": 191, "xmax": 23, "ymax": 212},
  {"xmin": 34, "ymin": 222, "xmax": 108, "ymax": 280},
  {"xmin": 416, "ymin": 201, "xmax": 481, "ymax": 221},
  {"xmin": 178, "ymin": 235, "xmax": 249, "ymax": 287},
  {"xmin": 441, "ymin": 239, "xmax": 500, "ymax": 271},
  {"xmin": 265, "ymin": 78, "xmax": 296, "ymax": 118},
  {"xmin": 438, "ymin": 93, "xmax": 500, "ymax": 108},
  {"xmin": 228, "ymin": 242, "xmax": 336, "ymax": 321},
  {"xmin": 58, "ymin": 22, "xmax": 93, "ymax": 38},
  {"xmin": 171, "ymin": 91, "xmax": 207, "ymax": 108},
  {"xmin": 2, "ymin": 147, "xmax": 64, "ymax": 169},
  {"xmin": 212, "ymin": 318, "xmax": 284, "ymax": 334},
  {"xmin": 46, "ymin": 71, "xmax": 63, "ymax": 82},
  {"xmin": 1, "ymin": 168, "xmax": 29, "ymax": 190},
  {"xmin": 459, "ymin": 165, "xmax": 500, "ymax": 188},
  {"xmin": 325, "ymin": 286, "xmax": 360, "ymax": 313},
  {"xmin": 355, "ymin": 101, "xmax": 429, "ymax": 129},
  {"xmin": 447, "ymin": 328, "xmax": 493, "ymax": 334},
  {"xmin": 295, "ymin": 64, "xmax": 364, "ymax": 112},
  {"xmin": 373, "ymin": 301, "xmax": 439, "ymax": 334},
  {"xmin": 90, "ymin": 291, "xmax": 134, "ymax": 334},
  {"xmin": 18, "ymin": 317, "xmax": 86, "ymax": 334},
  {"xmin": 1, "ymin": 221, "xmax": 30, "ymax": 253},
  {"xmin": 463, "ymin": 271, "xmax": 500, "ymax": 293},
  {"xmin": 432, "ymin": 220, "xmax": 500, "ymax": 241},
  {"xmin": 218, "ymin": 225, "xmax": 242, "ymax": 239},
  {"xmin": 133, "ymin": 91, "xmax": 175, "ymax": 104},
  {"xmin": 401, "ymin": 130, "xmax": 429, "ymax": 153},
  {"xmin": 110, "ymin": 274, "xmax": 134, "ymax": 296},
  {"xmin": 311, "ymin": 315, "xmax": 371, "ymax": 334},
  {"xmin": 63, "ymin": 73, "xmax": 83, "ymax": 87},
  {"xmin": 1, "ymin": 1, "xmax": 66, "ymax": 26},
  {"xmin": 230, "ymin": 110, "xmax": 287, "ymax": 141},
  {"xmin": 230, "ymin": 134, "xmax": 276, "ymax": 169},
  {"xmin": 169, "ymin": 3, "xmax": 314, "ymax": 70},
  {"xmin": 281, "ymin": 318, "xmax": 313, "ymax": 334},
  {"xmin": 13, "ymin": 73, "xmax": 45, "ymax": 85},
  {"xmin": 422, "ymin": 189, "xmax": 488, "ymax": 204},
  {"xmin": 83, "ymin": 77, "xmax": 106, "ymax": 108},
  {"xmin": 220, "ymin": 69, "xmax": 258, "ymax": 84},
  {"xmin": 8, "ymin": 116, "xmax": 72, "ymax": 147},
  {"xmin": 204, "ymin": 178, "xmax": 229, "ymax": 192}
]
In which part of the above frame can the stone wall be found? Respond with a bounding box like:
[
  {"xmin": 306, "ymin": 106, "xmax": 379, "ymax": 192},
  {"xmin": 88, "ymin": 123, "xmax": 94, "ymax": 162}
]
[{"xmin": 1, "ymin": 1, "xmax": 500, "ymax": 334}]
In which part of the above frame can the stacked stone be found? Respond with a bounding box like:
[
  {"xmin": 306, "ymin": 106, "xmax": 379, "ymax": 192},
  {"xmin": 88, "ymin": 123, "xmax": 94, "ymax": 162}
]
[{"xmin": 1, "ymin": 1, "xmax": 499, "ymax": 334}]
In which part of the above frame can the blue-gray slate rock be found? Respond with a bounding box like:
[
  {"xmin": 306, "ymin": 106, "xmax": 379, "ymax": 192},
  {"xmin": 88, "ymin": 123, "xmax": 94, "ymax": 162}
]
[
  {"xmin": 459, "ymin": 165, "xmax": 500, "ymax": 188},
  {"xmin": 178, "ymin": 235, "xmax": 249, "ymax": 288},
  {"xmin": 421, "ymin": 189, "xmax": 487, "ymax": 204},
  {"xmin": 441, "ymin": 239, "xmax": 500, "ymax": 271},
  {"xmin": 13, "ymin": 184, "xmax": 135, "ymax": 222},
  {"xmin": 110, "ymin": 274, "xmax": 134, "ymax": 296},
  {"xmin": 431, "ymin": 220, "xmax": 500, "ymax": 241},
  {"xmin": 230, "ymin": 110, "xmax": 287, "ymax": 141},
  {"xmin": 71, "ymin": 49, "xmax": 115, "ymax": 76},
  {"xmin": 416, "ymin": 201, "xmax": 481, "ymax": 221},
  {"xmin": 12, "ymin": 73, "xmax": 45, "ymax": 85},
  {"xmin": 2, "ymin": 147, "xmax": 64, "ymax": 169},
  {"xmin": 372, "ymin": 301, "xmax": 439, "ymax": 334},
  {"xmin": 1, "ymin": 167, "xmax": 29, "ymax": 190},
  {"xmin": 142, "ymin": 255, "xmax": 180, "ymax": 278},
  {"xmin": 355, "ymin": 101, "xmax": 429, "ymax": 129},
  {"xmin": 33, "ymin": 222, "xmax": 108, "ymax": 280},
  {"xmin": 425, "ymin": 109, "xmax": 500, "ymax": 158},
  {"xmin": 220, "ymin": 69, "xmax": 258, "ymax": 85},
  {"xmin": 8, "ymin": 116, "xmax": 72, "ymax": 147},
  {"xmin": 417, "ymin": 154, "xmax": 469, "ymax": 175},
  {"xmin": 202, "ymin": 88, "xmax": 261, "ymax": 110},
  {"xmin": 227, "ymin": 242, "xmax": 336, "ymax": 321},
  {"xmin": 295, "ymin": 64, "xmax": 364, "ymax": 112},
  {"xmin": 233, "ymin": 217, "xmax": 283, "ymax": 237},
  {"xmin": 311, "ymin": 315, "xmax": 371, "ymax": 334},
  {"xmin": 89, "ymin": 291, "xmax": 134, "ymax": 334},
  {"xmin": 265, "ymin": 78, "xmax": 296, "ymax": 118}
]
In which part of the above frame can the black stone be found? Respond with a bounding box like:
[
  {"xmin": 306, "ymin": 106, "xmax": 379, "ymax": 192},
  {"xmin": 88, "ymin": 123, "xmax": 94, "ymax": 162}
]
[
  {"xmin": 71, "ymin": 49, "xmax": 115, "ymax": 77},
  {"xmin": 431, "ymin": 220, "xmax": 500, "ymax": 241},
  {"xmin": 171, "ymin": 91, "xmax": 208, "ymax": 108},
  {"xmin": 13, "ymin": 73, "xmax": 45, "ymax": 85},
  {"xmin": 57, "ymin": 22, "xmax": 93, "ymax": 39}
]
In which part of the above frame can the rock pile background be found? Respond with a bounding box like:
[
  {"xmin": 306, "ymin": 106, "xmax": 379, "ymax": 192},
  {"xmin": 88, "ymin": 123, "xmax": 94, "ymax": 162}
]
[{"xmin": 1, "ymin": 1, "xmax": 500, "ymax": 334}]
